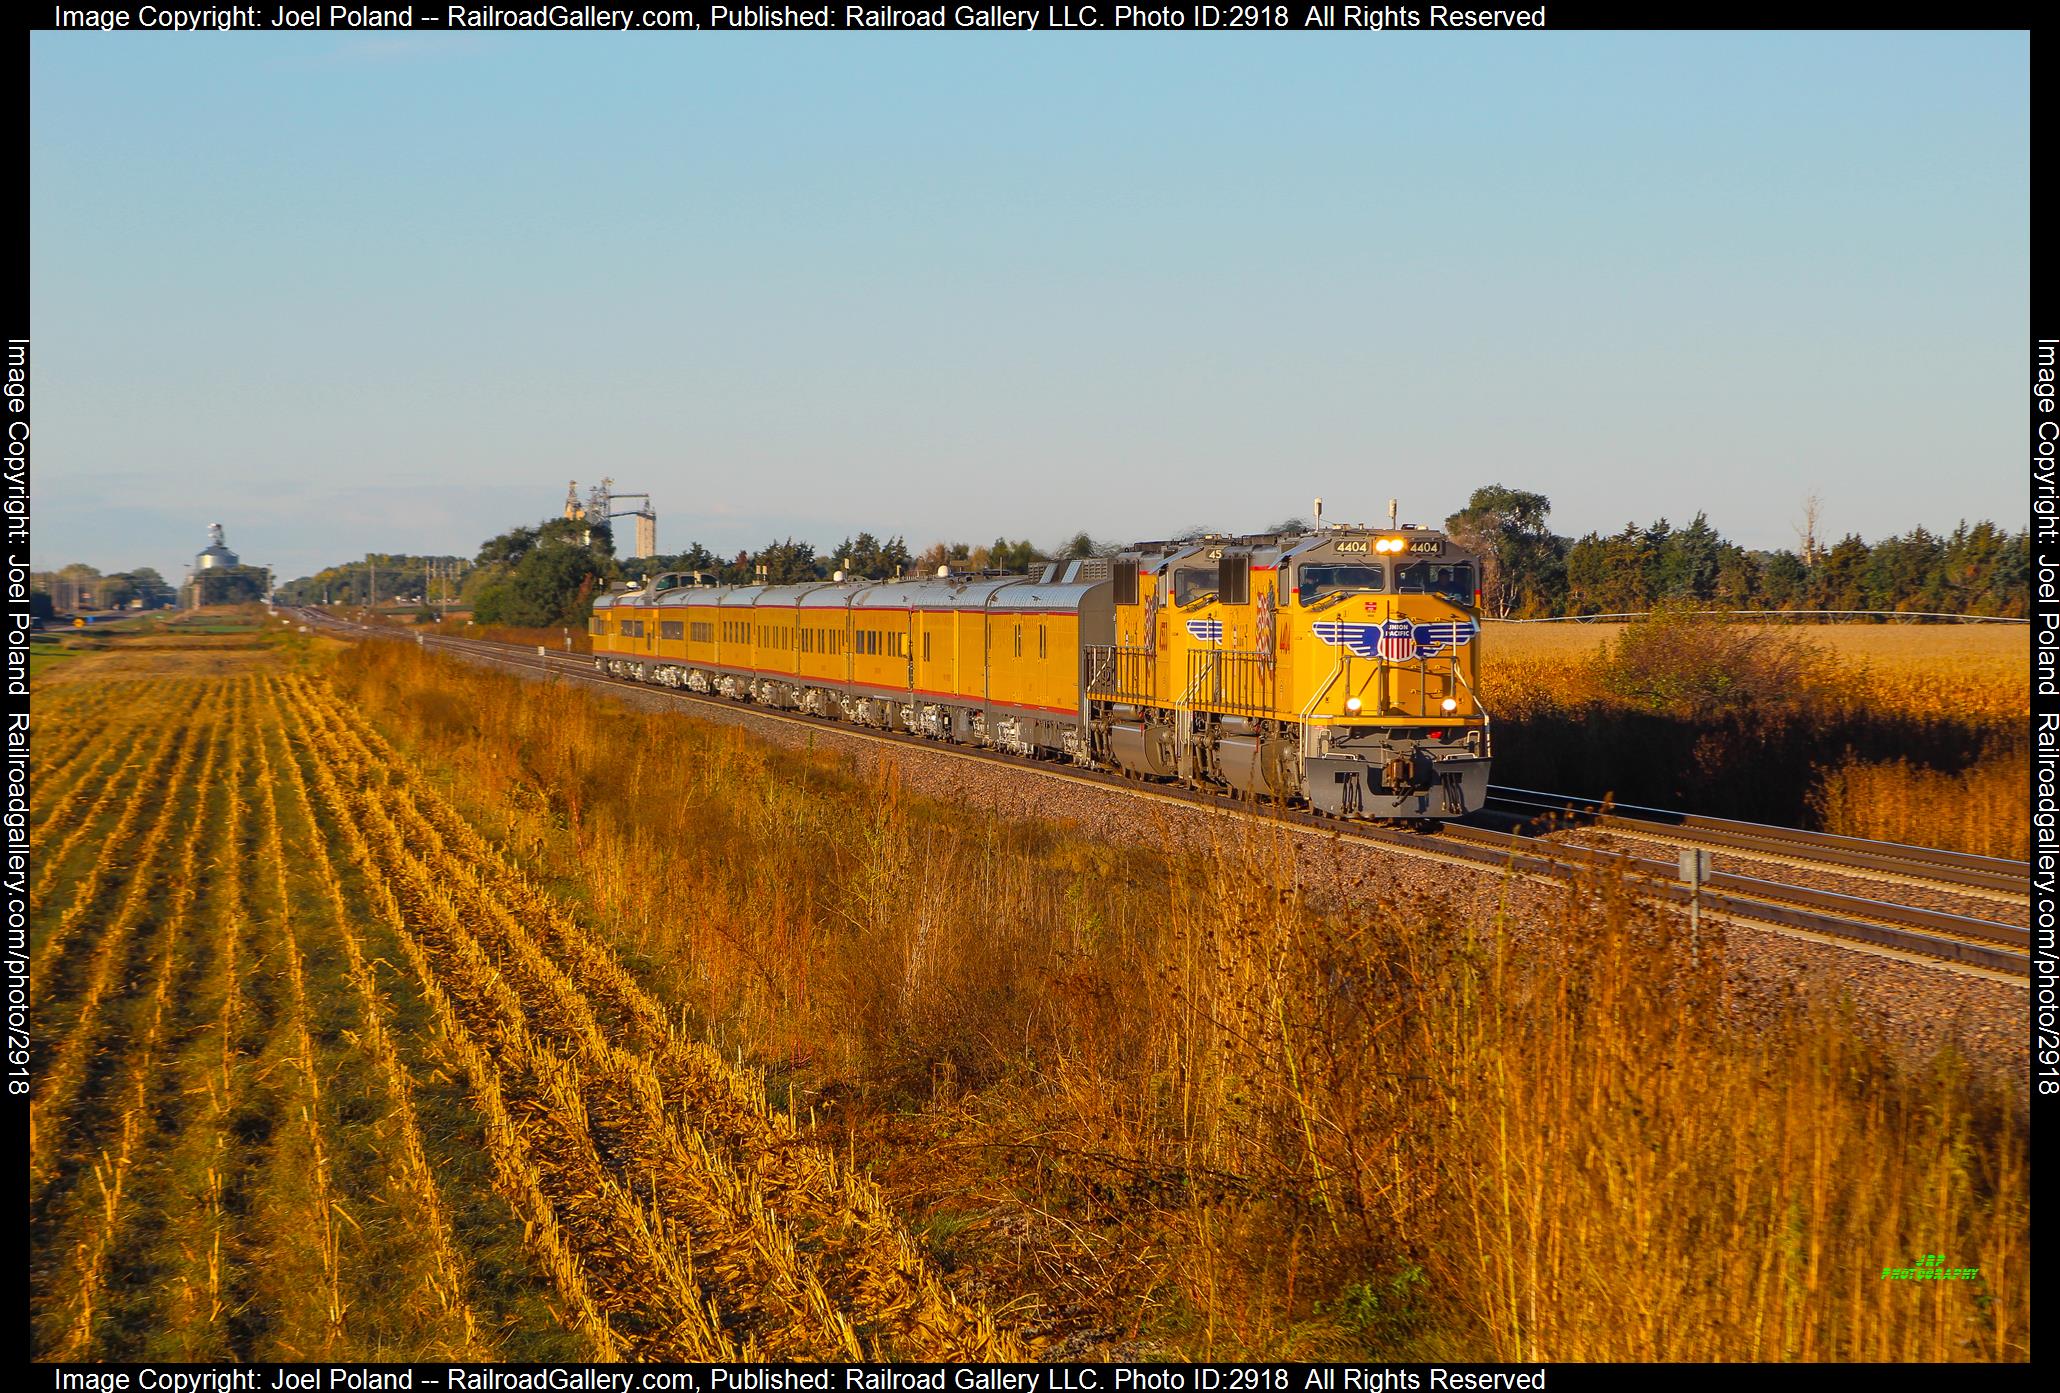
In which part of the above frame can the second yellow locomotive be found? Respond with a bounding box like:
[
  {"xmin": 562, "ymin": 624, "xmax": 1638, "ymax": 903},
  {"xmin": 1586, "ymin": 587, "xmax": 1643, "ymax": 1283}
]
[{"xmin": 590, "ymin": 521, "xmax": 1489, "ymax": 821}]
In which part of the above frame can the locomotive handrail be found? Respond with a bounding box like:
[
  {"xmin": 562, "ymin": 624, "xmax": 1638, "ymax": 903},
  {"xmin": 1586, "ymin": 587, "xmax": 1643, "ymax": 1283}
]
[
  {"xmin": 1084, "ymin": 643, "xmax": 1155, "ymax": 705},
  {"xmin": 1298, "ymin": 642, "xmax": 1347, "ymax": 761},
  {"xmin": 1202, "ymin": 649, "xmax": 1276, "ymax": 718},
  {"xmin": 1173, "ymin": 650, "xmax": 1216, "ymax": 779},
  {"xmin": 1451, "ymin": 654, "xmax": 1492, "ymax": 741}
]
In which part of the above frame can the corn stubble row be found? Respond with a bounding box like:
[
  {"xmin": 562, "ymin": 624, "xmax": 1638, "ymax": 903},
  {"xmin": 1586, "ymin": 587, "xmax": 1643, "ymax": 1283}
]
[
  {"xmin": 27, "ymin": 680, "xmax": 130, "ymax": 781},
  {"xmin": 50, "ymin": 680, "xmax": 232, "ymax": 1356},
  {"xmin": 280, "ymin": 670, "xmax": 1022, "ymax": 1360},
  {"xmin": 262, "ymin": 685, "xmax": 491, "ymax": 1358},
  {"xmin": 32, "ymin": 668, "xmax": 1014, "ymax": 1359},
  {"xmin": 30, "ymin": 680, "xmax": 227, "ymax": 1199}
]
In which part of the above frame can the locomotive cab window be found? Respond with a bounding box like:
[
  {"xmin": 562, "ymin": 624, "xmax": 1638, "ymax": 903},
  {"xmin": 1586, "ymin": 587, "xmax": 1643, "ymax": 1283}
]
[
  {"xmin": 1173, "ymin": 566, "xmax": 1218, "ymax": 606},
  {"xmin": 1113, "ymin": 560, "xmax": 1140, "ymax": 606},
  {"xmin": 1218, "ymin": 555, "xmax": 1250, "ymax": 606},
  {"xmin": 1297, "ymin": 564, "xmax": 1386, "ymax": 606},
  {"xmin": 1395, "ymin": 561, "xmax": 1475, "ymax": 605}
]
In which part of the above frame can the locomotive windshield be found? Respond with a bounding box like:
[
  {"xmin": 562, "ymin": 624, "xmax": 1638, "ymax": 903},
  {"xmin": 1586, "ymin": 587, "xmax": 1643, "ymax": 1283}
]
[
  {"xmin": 1297, "ymin": 564, "xmax": 1385, "ymax": 606},
  {"xmin": 1172, "ymin": 565, "xmax": 1219, "ymax": 605},
  {"xmin": 1395, "ymin": 561, "xmax": 1475, "ymax": 605}
]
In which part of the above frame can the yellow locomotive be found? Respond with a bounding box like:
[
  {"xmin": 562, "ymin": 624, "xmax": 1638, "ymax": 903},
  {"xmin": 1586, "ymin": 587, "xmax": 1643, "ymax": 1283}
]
[{"xmin": 590, "ymin": 521, "xmax": 1488, "ymax": 822}]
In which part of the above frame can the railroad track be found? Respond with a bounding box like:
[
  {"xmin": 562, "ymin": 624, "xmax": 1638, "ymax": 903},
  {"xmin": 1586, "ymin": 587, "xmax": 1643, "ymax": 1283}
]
[
  {"xmin": 1484, "ymin": 786, "xmax": 2029, "ymax": 900},
  {"xmin": 293, "ymin": 610, "xmax": 2031, "ymax": 979}
]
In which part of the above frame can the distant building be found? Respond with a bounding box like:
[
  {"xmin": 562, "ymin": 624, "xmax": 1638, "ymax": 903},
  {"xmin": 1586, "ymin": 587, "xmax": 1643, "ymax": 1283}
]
[
  {"xmin": 184, "ymin": 523, "xmax": 266, "ymax": 607},
  {"xmin": 196, "ymin": 522, "xmax": 240, "ymax": 570}
]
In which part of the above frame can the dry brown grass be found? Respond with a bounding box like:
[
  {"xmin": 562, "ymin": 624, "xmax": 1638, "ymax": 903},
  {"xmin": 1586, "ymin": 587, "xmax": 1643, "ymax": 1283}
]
[
  {"xmin": 1422, "ymin": 884, "xmax": 2027, "ymax": 1360},
  {"xmin": 327, "ymin": 639, "xmax": 2031, "ymax": 1361},
  {"xmin": 1810, "ymin": 754, "xmax": 2031, "ymax": 861},
  {"xmin": 328, "ymin": 608, "xmax": 592, "ymax": 654},
  {"xmin": 467, "ymin": 622, "xmax": 593, "ymax": 654},
  {"xmin": 1480, "ymin": 618, "xmax": 2029, "ymax": 857}
]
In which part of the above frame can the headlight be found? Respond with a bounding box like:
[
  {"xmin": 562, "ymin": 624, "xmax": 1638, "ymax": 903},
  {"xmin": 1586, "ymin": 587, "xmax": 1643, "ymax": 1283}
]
[
  {"xmin": 1441, "ymin": 697, "xmax": 1459, "ymax": 712},
  {"xmin": 1345, "ymin": 696, "xmax": 1362, "ymax": 713}
]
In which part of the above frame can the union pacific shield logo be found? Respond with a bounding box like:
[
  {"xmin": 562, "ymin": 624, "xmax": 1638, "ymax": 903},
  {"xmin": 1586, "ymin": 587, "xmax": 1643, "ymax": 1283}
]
[
  {"xmin": 1377, "ymin": 619, "xmax": 1417, "ymax": 661},
  {"xmin": 1312, "ymin": 619, "xmax": 1478, "ymax": 661},
  {"xmin": 1185, "ymin": 618, "xmax": 1224, "ymax": 643}
]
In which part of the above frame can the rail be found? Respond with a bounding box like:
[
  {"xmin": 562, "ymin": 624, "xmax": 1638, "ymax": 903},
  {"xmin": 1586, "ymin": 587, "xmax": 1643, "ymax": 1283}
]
[{"xmin": 1485, "ymin": 786, "xmax": 2028, "ymax": 897}]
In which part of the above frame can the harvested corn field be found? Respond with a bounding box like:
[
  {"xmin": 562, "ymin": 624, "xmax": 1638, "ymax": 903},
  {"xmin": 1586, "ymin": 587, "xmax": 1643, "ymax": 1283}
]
[
  {"xmin": 27, "ymin": 634, "xmax": 2030, "ymax": 1362},
  {"xmin": 28, "ymin": 650, "xmax": 1020, "ymax": 1362}
]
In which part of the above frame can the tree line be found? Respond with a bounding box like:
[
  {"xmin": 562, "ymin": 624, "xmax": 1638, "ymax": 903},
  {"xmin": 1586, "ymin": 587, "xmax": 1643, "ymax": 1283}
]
[
  {"xmin": 1445, "ymin": 486, "xmax": 2029, "ymax": 619},
  {"xmin": 272, "ymin": 487, "xmax": 2030, "ymax": 632},
  {"xmin": 273, "ymin": 553, "xmax": 473, "ymax": 609},
  {"xmin": 619, "ymin": 529, "xmax": 1116, "ymax": 589},
  {"xmin": 277, "ymin": 520, "xmax": 1130, "ymax": 629},
  {"xmin": 32, "ymin": 564, "xmax": 181, "ymax": 615}
]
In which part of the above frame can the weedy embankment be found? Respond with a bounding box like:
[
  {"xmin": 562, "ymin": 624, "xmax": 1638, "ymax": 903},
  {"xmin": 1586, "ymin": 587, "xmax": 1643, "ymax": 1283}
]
[{"xmin": 329, "ymin": 640, "xmax": 2030, "ymax": 1361}]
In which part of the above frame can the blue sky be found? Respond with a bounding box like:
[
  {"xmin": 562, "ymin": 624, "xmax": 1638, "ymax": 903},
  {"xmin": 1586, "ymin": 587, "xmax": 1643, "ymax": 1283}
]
[{"xmin": 30, "ymin": 30, "xmax": 2029, "ymax": 583}]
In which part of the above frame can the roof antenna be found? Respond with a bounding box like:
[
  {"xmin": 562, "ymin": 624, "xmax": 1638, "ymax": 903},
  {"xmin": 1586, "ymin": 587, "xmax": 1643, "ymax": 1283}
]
[
  {"xmin": 1313, "ymin": 496, "xmax": 1323, "ymax": 530},
  {"xmin": 1388, "ymin": 498, "xmax": 1399, "ymax": 528}
]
